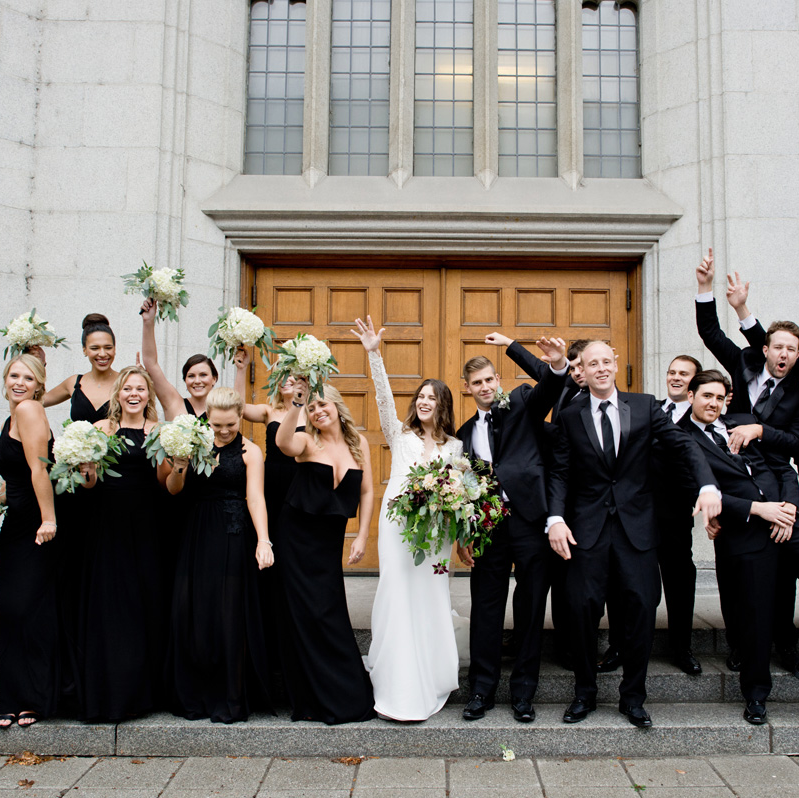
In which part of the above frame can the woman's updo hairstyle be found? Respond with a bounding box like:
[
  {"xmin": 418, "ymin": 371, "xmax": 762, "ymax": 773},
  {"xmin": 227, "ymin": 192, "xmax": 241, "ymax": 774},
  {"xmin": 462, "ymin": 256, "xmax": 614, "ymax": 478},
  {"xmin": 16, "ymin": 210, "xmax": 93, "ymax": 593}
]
[
  {"xmin": 206, "ymin": 386, "xmax": 244, "ymax": 418},
  {"xmin": 81, "ymin": 313, "xmax": 115, "ymax": 347},
  {"xmin": 181, "ymin": 354, "xmax": 219, "ymax": 382}
]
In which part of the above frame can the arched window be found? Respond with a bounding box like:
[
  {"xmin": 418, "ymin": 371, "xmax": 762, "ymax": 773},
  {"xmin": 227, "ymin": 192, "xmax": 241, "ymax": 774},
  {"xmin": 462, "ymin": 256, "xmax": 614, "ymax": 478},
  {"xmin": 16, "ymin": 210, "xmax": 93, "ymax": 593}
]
[
  {"xmin": 582, "ymin": 1, "xmax": 640, "ymax": 178},
  {"xmin": 244, "ymin": 0, "xmax": 307, "ymax": 175}
]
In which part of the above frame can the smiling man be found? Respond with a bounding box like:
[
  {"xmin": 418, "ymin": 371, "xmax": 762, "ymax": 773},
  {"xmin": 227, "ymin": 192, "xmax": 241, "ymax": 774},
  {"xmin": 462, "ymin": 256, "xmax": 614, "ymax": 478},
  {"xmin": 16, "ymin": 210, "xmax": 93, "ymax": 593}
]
[{"xmin": 547, "ymin": 341, "xmax": 721, "ymax": 728}]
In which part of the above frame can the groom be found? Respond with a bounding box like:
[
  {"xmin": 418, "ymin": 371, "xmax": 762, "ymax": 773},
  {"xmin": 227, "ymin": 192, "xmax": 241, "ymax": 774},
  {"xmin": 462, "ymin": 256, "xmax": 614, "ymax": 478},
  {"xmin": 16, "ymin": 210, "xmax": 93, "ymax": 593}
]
[{"xmin": 456, "ymin": 334, "xmax": 568, "ymax": 723}]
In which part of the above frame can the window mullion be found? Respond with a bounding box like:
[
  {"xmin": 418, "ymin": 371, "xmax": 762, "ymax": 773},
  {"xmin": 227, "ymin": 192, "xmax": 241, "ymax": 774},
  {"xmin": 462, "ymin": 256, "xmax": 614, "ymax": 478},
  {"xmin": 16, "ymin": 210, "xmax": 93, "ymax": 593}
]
[
  {"xmin": 556, "ymin": 0, "xmax": 583, "ymax": 188},
  {"xmin": 302, "ymin": 0, "xmax": 333, "ymax": 186},
  {"xmin": 473, "ymin": 0, "xmax": 498, "ymax": 186},
  {"xmin": 389, "ymin": 0, "xmax": 416, "ymax": 186}
]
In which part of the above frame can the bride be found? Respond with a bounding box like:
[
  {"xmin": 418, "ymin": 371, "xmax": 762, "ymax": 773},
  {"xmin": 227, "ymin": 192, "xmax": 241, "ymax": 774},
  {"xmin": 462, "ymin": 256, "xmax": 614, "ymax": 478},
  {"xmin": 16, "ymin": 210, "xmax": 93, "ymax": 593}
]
[{"xmin": 352, "ymin": 316, "xmax": 461, "ymax": 721}]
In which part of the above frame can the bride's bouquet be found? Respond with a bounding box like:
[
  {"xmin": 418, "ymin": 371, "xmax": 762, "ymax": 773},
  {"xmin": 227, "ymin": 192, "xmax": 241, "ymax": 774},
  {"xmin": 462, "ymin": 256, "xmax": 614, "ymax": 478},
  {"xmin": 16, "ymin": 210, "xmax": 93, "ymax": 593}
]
[
  {"xmin": 208, "ymin": 306, "xmax": 273, "ymax": 363},
  {"xmin": 1, "ymin": 308, "xmax": 68, "ymax": 359},
  {"xmin": 47, "ymin": 420, "xmax": 129, "ymax": 494},
  {"xmin": 387, "ymin": 455, "xmax": 507, "ymax": 571},
  {"xmin": 266, "ymin": 333, "xmax": 339, "ymax": 401},
  {"xmin": 144, "ymin": 414, "xmax": 216, "ymax": 477},
  {"xmin": 122, "ymin": 261, "xmax": 189, "ymax": 322}
]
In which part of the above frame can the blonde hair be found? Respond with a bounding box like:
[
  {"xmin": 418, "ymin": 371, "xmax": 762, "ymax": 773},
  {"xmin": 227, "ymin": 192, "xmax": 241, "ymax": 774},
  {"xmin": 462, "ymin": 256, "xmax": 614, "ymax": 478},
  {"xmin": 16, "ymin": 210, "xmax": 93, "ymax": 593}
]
[
  {"xmin": 107, "ymin": 366, "xmax": 158, "ymax": 426},
  {"xmin": 3, "ymin": 354, "xmax": 46, "ymax": 402},
  {"xmin": 306, "ymin": 384, "xmax": 365, "ymax": 466},
  {"xmin": 207, "ymin": 386, "xmax": 244, "ymax": 417}
]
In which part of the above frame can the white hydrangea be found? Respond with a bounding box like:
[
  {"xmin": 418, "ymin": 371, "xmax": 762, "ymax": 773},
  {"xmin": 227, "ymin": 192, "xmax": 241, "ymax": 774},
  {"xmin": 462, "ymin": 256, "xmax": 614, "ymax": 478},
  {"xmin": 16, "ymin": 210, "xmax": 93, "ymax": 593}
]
[
  {"xmin": 53, "ymin": 421, "xmax": 108, "ymax": 467},
  {"xmin": 218, "ymin": 307, "xmax": 265, "ymax": 347},
  {"xmin": 5, "ymin": 313, "xmax": 53, "ymax": 348},
  {"xmin": 293, "ymin": 335, "xmax": 333, "ymax": 374},
  {"xmin": 158, "ymin": 414, "xmax": 215, "ymax": 458},
  {"xmin": 149, "ymin": 268, "xmax": 183, "ymax": 304}
]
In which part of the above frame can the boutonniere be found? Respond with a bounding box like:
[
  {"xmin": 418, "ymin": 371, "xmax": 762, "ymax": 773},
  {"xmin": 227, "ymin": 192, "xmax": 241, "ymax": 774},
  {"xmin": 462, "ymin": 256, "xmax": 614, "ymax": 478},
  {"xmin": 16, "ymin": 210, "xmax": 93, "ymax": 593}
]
[{"xmin": 494, "ymin": 387, "xmax": 511, "ymax": 410}]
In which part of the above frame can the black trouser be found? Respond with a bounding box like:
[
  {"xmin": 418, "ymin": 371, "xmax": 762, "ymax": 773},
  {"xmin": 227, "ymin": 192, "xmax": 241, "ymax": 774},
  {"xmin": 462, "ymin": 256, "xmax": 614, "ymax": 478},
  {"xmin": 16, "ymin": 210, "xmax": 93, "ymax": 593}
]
[
  {"xmin": 549, "ymin": 551, "xmax": 571, "ymax": 659},
  {"xmin": 772, "ymin": 538, "xmax": 799, "ymax": 651},
  {"xmin": 566, "ymin": 513, "xmax": 661, "ymax": 707},
  {"xmin": 657, "ymin": 517, "xmax": 697, "ymax": 653},
  {"xmin": 715, "ymin": 545, "xmax": 778, "ymax": 702},
  {"xmin": 468, "ymin": 511, "xmax": 550, "ymax": 700}
]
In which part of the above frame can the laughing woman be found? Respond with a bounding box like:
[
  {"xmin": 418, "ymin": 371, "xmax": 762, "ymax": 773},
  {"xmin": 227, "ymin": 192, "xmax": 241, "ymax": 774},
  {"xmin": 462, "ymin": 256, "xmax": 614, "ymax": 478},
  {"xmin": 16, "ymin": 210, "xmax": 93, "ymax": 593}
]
[
  {"xmin": 140, "ymin": 298, "xmax": 218, "ymax": 420},
  {"xmin": 74, "ymin": 366, "xmax": 170, "ymax": 722},
  {"xmin": 0, "ymin": 355, "xmax": 58, "ymax": 728}
]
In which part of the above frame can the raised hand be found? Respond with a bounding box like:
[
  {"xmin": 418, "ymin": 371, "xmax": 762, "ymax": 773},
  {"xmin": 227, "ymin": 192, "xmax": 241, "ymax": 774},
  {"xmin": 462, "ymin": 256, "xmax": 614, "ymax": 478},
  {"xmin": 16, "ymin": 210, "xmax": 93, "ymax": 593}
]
[
  {"xmin": 279, "ymin": 375, "xmax": 298, "ymax": 400},
  {"xmin": 696, "ymin": 248, "xmax": 714, "ymax": 292},
  {"xmin": 485, "ymin": 332, "xmax": 513, "ymax": 347},
  {"xmin": 140, "ymin": 298, "xmax": 157, "ymax": 323},
  {"xmin": 233, "ymin": 346, "xmax": 251, "ymax": 370},
  {"xmin": 726, "ymin": 271, "xmax": 750, "ymax": 312},
  {"xmin": 351, "ymin": 316, "xmax": 384, "ymax": 352},
  {"xmin": 536, "ymin": 336, "xmax": 568, "ymax": 370},
  {"xmin": 292, "ymin": 376, "xmax": 309, "ymax": 406}
]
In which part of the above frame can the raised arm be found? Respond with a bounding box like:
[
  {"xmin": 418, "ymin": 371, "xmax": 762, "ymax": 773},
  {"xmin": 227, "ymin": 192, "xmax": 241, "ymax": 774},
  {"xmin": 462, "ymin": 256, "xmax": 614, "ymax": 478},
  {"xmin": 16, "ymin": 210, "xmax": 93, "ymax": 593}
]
[
  {"xmin": 352, "ymin": 316, "xmax": 402, "ymax": 446},
  {"xmin": 485, "ymin": 332, "xmax": 549, "ymax": 382},
  {"xmin": 275, "ymin": 378, "xmax": 312, "ymax": 457},
  {"xmin": 42, "ymin": 373, "xmax": 77, "ymax": 408},
  {"xmin": 233, "ymin": 346, "xmax": 269, "ymax": 424},
  {"xmin": 514, "ymin": 337, "xmax": 569, "ymax": 416},
  {"xmin": 140, "ymin": 298, "xmax": 185, "ymax": 420}
]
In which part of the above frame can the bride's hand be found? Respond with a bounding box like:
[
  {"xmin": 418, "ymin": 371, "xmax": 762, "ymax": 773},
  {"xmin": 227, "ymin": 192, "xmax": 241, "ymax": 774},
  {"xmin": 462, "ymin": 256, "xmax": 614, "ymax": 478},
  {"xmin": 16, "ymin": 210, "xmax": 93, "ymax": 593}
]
[
  {"xmin": 348, "ymin": 534, "xmax": 367, "ymax": 565},
  {"xmin": 350, "ymin": 316, "xmax": 385, "ymax": 352}
]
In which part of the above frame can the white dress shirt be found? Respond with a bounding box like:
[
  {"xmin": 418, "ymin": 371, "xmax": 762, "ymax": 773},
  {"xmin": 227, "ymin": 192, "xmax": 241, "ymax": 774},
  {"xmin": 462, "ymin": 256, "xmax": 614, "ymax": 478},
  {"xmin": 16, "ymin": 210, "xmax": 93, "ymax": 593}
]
[
  {"xmin": 662, "ymin": 398, "xmax": 691, "ymax": 423},
  {"xmin": 471, "ymin": 408, "xmax": 493, "ymax": 464},
  {"xmin": 590, "ymin": 390, "xmax": 620, "ymax": 454},
  {"xmin": 747, "ymin": 366, "xmax": 784, "ymax": 411}
]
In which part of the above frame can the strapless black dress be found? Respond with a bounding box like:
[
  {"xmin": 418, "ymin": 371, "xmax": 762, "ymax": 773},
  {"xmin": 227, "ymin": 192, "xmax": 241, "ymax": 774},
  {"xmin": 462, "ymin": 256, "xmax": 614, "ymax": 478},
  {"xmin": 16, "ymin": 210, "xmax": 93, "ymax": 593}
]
[{"xmin": 278, "ymin": 461, "xmax": 375, "ymax": 724}]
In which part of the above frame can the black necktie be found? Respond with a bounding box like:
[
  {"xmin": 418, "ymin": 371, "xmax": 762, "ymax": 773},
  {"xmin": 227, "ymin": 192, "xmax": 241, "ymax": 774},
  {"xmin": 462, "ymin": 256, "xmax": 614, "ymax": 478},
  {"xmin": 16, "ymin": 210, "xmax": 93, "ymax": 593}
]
[
  {"xmin": 599, "ymin": 400, "xmax": 616, "ymax": 467},
  {"xmin": 663, "ymin": 401, "xmax": 676, "ymax": 417},
  {"xmin": 752, "ymin": 378, "xmax": 775, "ymax": 418},
  {"xmin": 705, "ymin": 423, "xmax": 729, "ymax": 452},
  {"xmin": 485, "ymin": 412, "xmax": 495, "ymax": 460}
]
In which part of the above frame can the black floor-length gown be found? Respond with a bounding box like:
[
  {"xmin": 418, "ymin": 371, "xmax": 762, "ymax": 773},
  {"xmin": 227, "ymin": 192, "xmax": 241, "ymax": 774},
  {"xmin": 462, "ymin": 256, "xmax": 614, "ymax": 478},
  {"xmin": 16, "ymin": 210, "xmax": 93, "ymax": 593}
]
[
  {"xmin": 0, "ymin": 418, "xmax": 59, "ymax": 718},
  {"xmin": 74, "ymin": 427, "xmax": 167, "ymax": 721},
  {"xmin": 168, "ymin": 433, "xmax": 273, "ymax": 723},
  {"xmin": 278, "ymin": 461, "xmax": 376, "ymax": 724}
]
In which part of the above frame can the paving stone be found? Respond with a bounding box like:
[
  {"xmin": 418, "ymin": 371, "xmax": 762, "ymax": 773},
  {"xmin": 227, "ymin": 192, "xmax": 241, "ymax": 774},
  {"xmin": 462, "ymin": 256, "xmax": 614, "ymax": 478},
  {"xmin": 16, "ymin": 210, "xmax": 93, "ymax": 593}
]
[
  {"xmin": 449, "ymin": 788, "xmax": 543, "ymax": 798},
  {"xmin": 0, "ymin": 791, "xmax": 65, "ymax": 798},
  {"xmin": 262, "ymin": 758, "xmax": 355, "ymax": 790},
  {"xmin": 164, "ymin": 756, "xmax": 269, "ymax": 792},
  {"xmin": 708, "ymin": 754, "xmax": 799, "ymax": 786},
  {"xmin": 64, "ymin": 791, "xmax": 165, "ymax": 798},
  {"xmin": 545, "ymin": 791, "xmax": 733, "ymax": 798},
  {"xmin": 542, "ymin": 790, "xmax": 638, "ymax": 798},
  {"xmin": 0, "ymin": 719, "xmax": 115, "ymax": 756},
  {"xmin": 616, "ymin": 791, "xmax": 734, "ymax": 798},
  {"xmin": 0, "ymin": 756, "xmax": 97, "ymax": 788},
  {"xmin": 622, "ymin": 757, "xmax": 726, "ymax": 787},
  {"xmin": 765, "ymin": 703, "xmax": 799, "ymax": 755},
  {"xmin": 448, "ymin": 758, "xmax": 539, "ymax": 788},
  {"xmin": 354, "ymin": 757, "xmax": 445, "ymax": 788},
  {"xmin": 349, "ymin": 791, "xmax": 446, "ymax": 798},
  {"xmin": 256, "ymin": 791, "xmax": 350, "ymax": 798},
  {"xmin": 536, "ymin": 757, "xmax": 630, "ymax": 787},
  {"xmin": 73, "ymin": 756, "xmax": 183, "ymax": 789},
  {"xmin": 732, "ymin": 788, "xmax": 799, "ymax": 798},
  {"xmin": 162, "ymin": 791, "xmax": 261, "ymax": 798}
]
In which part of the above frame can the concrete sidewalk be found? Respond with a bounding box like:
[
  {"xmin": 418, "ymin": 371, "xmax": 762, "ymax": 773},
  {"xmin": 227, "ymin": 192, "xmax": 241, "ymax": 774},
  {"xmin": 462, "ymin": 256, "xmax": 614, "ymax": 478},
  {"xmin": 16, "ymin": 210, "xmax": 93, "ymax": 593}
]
[{"xmin": 1, "ymin": 752, "xmax": 798, "ymax": 797}]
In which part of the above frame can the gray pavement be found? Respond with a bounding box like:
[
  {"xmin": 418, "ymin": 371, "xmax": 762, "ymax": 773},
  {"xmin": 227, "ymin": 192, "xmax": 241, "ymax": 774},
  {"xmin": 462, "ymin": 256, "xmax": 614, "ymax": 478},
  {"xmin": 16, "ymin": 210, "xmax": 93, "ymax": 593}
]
[{"xmin": 1, "ymin": 754, "xmax": 799, "ymax": 797}]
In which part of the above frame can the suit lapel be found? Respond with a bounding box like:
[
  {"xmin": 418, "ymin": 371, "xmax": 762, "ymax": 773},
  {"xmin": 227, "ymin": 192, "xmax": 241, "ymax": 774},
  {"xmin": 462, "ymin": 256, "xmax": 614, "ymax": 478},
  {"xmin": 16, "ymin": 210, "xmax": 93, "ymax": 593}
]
[
  {"xmin": 760, "ymin": 379, "xmax": 786, "ymax": 421},
  {"xmin": 461, "ymin": 414, "xmax": 478, "ymax": 457},
  {"xmin": 617, "ymin": 394, "xmax": 631, "ymax": 462},
  {"xmin": 580, "ymin": 404, "xmax": 607, "ymax": 469}
]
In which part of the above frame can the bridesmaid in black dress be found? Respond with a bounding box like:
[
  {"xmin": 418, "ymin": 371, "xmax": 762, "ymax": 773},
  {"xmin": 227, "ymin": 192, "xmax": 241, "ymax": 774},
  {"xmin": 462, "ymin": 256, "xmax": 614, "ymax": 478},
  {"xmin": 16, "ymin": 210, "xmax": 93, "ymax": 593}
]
[
  {"xmin": 0, "ymin": 355, "xmax": 58, "ymax": 727},
  {"xmin": 140, "ymin": 298, "xmax": 217, "ymax": 420},
  {"xmin": 166, "ymin": 387, "xmax": 275, "ymax": 724},
  {"xmin": 275, "ymin": 380, "xmax": 376, "ymax": 724},
  {"xmin": 75, "ymin": 366, "xmax": 170, "ymax": 721}
]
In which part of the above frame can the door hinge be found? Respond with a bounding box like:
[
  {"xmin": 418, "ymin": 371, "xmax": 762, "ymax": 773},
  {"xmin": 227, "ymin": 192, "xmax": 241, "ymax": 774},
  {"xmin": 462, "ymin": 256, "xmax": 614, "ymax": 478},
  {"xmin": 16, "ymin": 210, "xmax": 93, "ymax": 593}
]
[
  {"xmin": 626, "ymin": 288, "xmax": 632, "ymax": 311},
  {"xmin": 626, "ymin": 364, "xmax": 633, "ymax": 387},
  {"xmin": 249, "ymin": 362, "xmax": 256, "ymax": 385},
  {"xmin": 251, "ymin": 284, "xmax": 257, "ymax": 308}
]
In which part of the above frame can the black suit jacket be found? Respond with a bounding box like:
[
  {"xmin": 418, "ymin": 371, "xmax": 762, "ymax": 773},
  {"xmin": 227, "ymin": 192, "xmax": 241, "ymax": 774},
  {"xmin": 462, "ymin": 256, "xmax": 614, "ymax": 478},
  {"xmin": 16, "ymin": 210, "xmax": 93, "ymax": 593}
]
[
  {"xmin": 548, "ymin": 391, "xmax": 718, "ymax": 551},
  {"xmin": 653, "ymin": 401, "xmax": 697, "ymax": 527},
  {"xmin": 696, "ymin": 299, "xmax": 799, "ymax": 457},
  {"xmin": 677, "ymin": 412, "xmax": 799, "ymax": 558},
  {"xmin": 457, "ymin": 340, "xmax": 566, "ymax": 524}
]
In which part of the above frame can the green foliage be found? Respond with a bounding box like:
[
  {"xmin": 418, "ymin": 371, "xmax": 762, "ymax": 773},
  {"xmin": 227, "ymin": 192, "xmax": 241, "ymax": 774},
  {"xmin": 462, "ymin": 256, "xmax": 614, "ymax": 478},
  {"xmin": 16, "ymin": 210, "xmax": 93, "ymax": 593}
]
[
  {"xmin": 265, "ymin": 332, "xmax": 340, "ymax": 401},
  {"xmin": 121, "ymin": 260, "xmax": 189, "ymax": 323}
]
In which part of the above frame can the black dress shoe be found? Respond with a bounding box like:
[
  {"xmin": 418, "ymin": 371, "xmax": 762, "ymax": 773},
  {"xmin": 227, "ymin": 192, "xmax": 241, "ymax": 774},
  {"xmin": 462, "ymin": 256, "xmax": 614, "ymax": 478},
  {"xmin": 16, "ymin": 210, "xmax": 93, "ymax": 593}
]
[
  {"xmin": 725, "ymin": 650, "xmax": 741, "ymax": 672},
  {"xmin": 563, "ymin": 698, "xmax": 596, "ymax": 723},
  {"xmin": 462, "ymin": 694, "xmax": 494, "ymax": 721},
  {"xmin": 672, "ymin": 649, "xmax": 702, "ymax": 675},
  {"xmin": 619, "ymin": 703, "xmax": 652, "ymax": 728},
  {"xmin": 743, "ymin": 700, "xmax": 767, "ymax": 725},
  {"xmin": 511, "ymin": 696, "xmax": 535, "ymax": 723},
  {"xmin": 596, "ymin": 648, "xmax": 621, "ymax": 672},
  {"xmin": 777, "ymin": 646, "xmax": 799, "ymax": 676}
]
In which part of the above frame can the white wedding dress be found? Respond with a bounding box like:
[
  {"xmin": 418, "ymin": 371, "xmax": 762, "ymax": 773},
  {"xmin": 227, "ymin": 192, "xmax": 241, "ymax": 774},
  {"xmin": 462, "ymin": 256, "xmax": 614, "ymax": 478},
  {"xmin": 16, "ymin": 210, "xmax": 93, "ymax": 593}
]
[{"xmin": 364, "ymin": 350, "xmax": 461, "ymax": 721}]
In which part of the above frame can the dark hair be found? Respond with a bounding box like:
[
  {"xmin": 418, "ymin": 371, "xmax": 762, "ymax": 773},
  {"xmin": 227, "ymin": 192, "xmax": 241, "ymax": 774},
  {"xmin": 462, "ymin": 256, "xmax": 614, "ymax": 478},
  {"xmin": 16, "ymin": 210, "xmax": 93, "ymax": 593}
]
[
  {"xmin": 181, "ymin": 354, "xmax": 219, "ymax": 382},
  {"xmin": 567, "ymin": 339, "xmax": 592, "ymax": 361},
  {"xmin": 81, "ymin": 313, "xmax": 115, "ymax": 346},
  {"xmin": 402, "ymin": 379, "xmax": 455, "ymax": 443},
  {"xmin": 668, "ymin": 354, "xmax": 703, "ymax": 375},
  {"xmin": 688, "ymin": 369, "xmax": 731, "ymax": 396},
  {"xmin": 463, "ymin": 356, "xmax": 496, "ymax": 382},
  {"xmin": 765, "ymin": 320, "xmax": 799, "ymax": 346}
]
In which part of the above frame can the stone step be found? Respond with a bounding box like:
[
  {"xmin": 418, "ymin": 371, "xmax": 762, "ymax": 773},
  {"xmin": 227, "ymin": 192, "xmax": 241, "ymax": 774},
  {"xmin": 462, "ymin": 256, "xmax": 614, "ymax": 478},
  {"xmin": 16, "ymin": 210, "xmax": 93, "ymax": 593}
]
[{"xmin": 3, "ymin": 704, "xmax": 798, "ymax": 758}]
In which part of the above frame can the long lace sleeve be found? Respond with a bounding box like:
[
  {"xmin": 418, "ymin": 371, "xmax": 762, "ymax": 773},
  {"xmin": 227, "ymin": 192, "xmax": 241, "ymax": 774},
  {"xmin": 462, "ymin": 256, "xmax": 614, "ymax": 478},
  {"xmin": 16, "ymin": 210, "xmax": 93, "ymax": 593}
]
[{"xmin": 368, "ymin": 350, "xmax": 402, "ymax": 448}]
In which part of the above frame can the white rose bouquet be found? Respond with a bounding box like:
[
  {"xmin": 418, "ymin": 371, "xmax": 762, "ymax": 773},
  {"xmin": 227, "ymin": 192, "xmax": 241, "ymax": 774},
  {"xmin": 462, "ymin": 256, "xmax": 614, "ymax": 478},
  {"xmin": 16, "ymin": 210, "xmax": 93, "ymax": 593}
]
[
  {"xmin": 1, "ymin": 308, "xmax": 68, "ymax": 359},
  {"xmin": 208, "ymin": 306, "xmax": 274, "ymax": 363},
  {"xmin": 266, "ymin": 333, "xmax": 339, "ymax": 401},
  {"xmin": 387, "ymin": 455, "xmax": 507, "ymax": 571},
  {"xmin": 122, "ymin": 261, "xmax": 189, "ymax": 322},
  {"xmin": 144, "ymin": 414, "xmax": 216, "ymax": 477},
  {"xmin": 46, "ymin": 420, "xmax": 129, "ymax": 495}
]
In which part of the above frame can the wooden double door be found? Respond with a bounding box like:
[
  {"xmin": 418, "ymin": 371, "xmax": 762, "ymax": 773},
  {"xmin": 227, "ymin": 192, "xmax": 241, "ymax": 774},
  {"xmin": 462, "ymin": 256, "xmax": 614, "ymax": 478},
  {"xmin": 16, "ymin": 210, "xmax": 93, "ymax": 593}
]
[{"xmin": 244, "ymin": 259, "xmax": 639, "ymax": 571}]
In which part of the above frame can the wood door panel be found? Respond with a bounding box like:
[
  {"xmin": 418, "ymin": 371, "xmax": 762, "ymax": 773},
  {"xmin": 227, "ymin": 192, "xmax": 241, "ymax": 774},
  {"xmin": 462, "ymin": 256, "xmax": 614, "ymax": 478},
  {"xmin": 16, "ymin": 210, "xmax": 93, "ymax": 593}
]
[{"xmin": 250, "ymin": 263, "xmax": 634, "ymax": 572}]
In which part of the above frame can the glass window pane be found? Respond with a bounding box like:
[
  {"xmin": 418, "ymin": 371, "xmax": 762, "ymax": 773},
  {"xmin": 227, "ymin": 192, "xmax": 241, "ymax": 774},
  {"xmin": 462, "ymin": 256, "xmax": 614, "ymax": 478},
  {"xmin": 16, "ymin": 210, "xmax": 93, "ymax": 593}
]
[
  {"xmin": 328, "ymin": 0, "xmax": 391, "ymax": 176},
  {"xmin": 245, "ymin": 1, "xmax": 307, "ymax": 175},
  {"xmin": 582, "ymin": 1, "xmax": 640, "ymax": 178}
]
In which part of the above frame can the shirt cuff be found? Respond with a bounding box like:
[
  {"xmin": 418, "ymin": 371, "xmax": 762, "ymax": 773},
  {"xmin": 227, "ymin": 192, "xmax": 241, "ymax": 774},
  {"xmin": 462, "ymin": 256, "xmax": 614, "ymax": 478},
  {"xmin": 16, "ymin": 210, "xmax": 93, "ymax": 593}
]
[
  {"xmin": 739, "ymin": 314, "xmax": 756, "ymax": 330},
  {"xmin": 549, "ymin": 363, "xmax": 569, "ymax": 376},
  {"xmin": 545, "ymin": 516, "xmax": 565, "ymax": 534},
  {"xmin": 695, "ymin": 292, "xmax": 714, "ymax": 303},
  {"xmin": 699, "ymin": 484, "xmax": 722, "ymax": 501}
]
